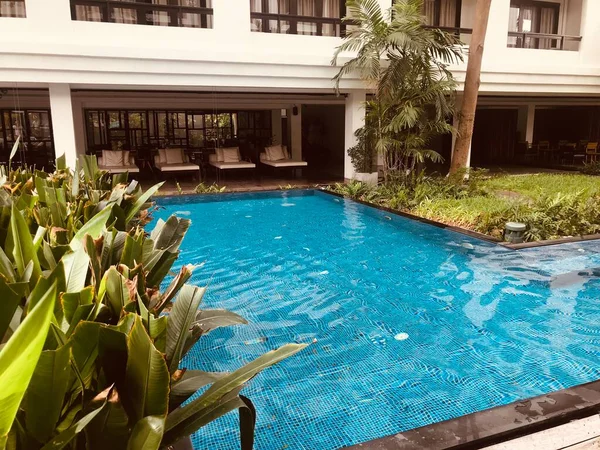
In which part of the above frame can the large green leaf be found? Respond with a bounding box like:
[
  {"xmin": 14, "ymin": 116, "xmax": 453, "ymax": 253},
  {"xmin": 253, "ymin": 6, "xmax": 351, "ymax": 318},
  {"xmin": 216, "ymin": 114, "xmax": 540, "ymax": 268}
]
[
  {"xmin": 165, "ymin": 285, "xmax": 206, "ymax": 374},
  {"xmin": 124, "ymin": 182, "xmax": 164, "ymax": 225},
  {"xmin": 0, "ymin": 278, "xmax": 22, "ymax": 341},
  {"xmin": 25, "ymin": 344, "xmax": 71, "ymax": 442},
  {"xmin": 69, "ymin": 205, "xmax": 114, "ymax": 251},
  {"xmin": 124, "ymin": 316, "xmax": 169, "ymax": 423},
  {"xmin": 8, "ymin": 136, "xmax": 20, "ymax": 161},
  {"xmin": 69, "ymin": 322, "xmax": 101, "ymax": 390},
  {"xmin": 0, "ymin": 247, "xmax": 16, "ymax": 283},
  {"xmin": 149, "ymin": 265, "xmax": 192, "ymax": 313},
  {"xmin": 62, "ymin": 248, "xmax": 90, "ymax": 293},
  {"xmin": 85, "ymin": 387, "xmax": 129, "ymax": 450},
  {"xmin": 10, "ymin": 204, "xmax": 41, "ymax": 286},
  {"xmin": 103, "ymin": 267, "xmax": 130, "ymax": 318},
  {"xmin": 62, "ymin": 286, "xmax": 94, "ymax": 327},
  {"xmin": 169, "ymin": 370, "xmax": 226, "ymax": 411},
  {"xmin": 126, "ymin": 416, "xmax": 164, "ymax": 450},
  {"xmin": 165, "ymin": 344, "xmax": 306, "ymax": 434},
  {"xmin": 40, "ymin": 395, "xmax": 107, "ymax": 450},
  {"xmin": 0, "ymin": 281, "xmax": 56, "ymax": 447},
  {"xmin": 193, "ymin": 309, "xmax": 247, "ymax": 334}
]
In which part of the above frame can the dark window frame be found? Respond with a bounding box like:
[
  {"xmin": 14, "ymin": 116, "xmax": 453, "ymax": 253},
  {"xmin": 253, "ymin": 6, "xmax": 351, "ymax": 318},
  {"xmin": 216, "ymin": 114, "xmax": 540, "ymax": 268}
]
[
  {"xmin": 422, "ymin": 0, "xmax": 463, "ymax": 31},
  {"xmin": 0, "ymin": 0, "xmax": 26, "ymax": 18},
  {"xmin": 70, "ymin": 0, "xmax": 214, "ymax": 28},
  {"xmin": 250, "ymin": 0, "xmax": 345, "ymax": 37},
  {"xmin": 508, "ymin": 0, "xmax": 562, "ymax": 49},
  {"xmin": 0, "ymin": 108, "xmax": 55, "ymax": 167}
]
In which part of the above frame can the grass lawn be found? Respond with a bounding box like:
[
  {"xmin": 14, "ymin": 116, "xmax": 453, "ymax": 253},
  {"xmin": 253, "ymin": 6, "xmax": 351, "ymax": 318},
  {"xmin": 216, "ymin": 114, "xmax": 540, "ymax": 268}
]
[{"xmin": 332, "ymin": 173, "xmax": 600, "ymax": 242}]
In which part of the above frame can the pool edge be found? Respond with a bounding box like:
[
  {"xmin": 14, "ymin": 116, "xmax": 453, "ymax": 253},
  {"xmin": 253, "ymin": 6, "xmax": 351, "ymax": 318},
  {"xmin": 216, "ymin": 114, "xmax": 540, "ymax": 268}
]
[{"xmin": 344, "ymin": 378, "xmax": 600, "ymax": 450}]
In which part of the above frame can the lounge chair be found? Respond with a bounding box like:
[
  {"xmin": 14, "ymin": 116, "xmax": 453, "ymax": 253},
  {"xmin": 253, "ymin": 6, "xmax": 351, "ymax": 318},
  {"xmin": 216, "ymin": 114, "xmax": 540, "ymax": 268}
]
[
  {"xmin": 208, "ymin": 147, "xmax": 256, "ymax": 182},
  {"xmin": 259, "ymin": 145, "xmax": 307, "ymax": 176},
  {"xmin": 154, "ymin": 148, "xmax": 200, "ymax": 177},
  {"xmin": 98, "ymin": 149, "xmax": 140, "ymax": 174}
]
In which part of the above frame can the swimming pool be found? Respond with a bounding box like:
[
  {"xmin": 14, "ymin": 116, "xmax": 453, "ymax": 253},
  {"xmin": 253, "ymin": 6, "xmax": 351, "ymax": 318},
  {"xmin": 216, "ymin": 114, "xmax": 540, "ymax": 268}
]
[{"xmin": 156, "ymin": 190, "xmax": 600, "ymax": 450}]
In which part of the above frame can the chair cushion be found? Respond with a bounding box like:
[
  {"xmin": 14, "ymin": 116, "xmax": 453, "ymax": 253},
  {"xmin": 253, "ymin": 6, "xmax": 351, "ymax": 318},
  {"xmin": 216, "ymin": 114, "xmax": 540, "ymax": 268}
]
[
  {"xmin": 216, "ymin": 148, "xmax": 225, "ymax": 162},
  {"xmin": 222, "ymin": 147, "xmax": 241, "ymax": 163},
  {"xmin": 158, "ymin": 149, "xmax": 167, "ymax": 164},
  {"xmin": 210, "ymin": 161, "xmax": 255, "ymax": 169},
  {"xmin": 165, "ymin": 148, "xmax": 185, "ymax": 164},
  {"xmin": 102, "ymin": 150, "xmax": 124, "ymax": 167},
  {"xmin": 266, "ymin": 145, "xmax": 286, "ymax": 161}
]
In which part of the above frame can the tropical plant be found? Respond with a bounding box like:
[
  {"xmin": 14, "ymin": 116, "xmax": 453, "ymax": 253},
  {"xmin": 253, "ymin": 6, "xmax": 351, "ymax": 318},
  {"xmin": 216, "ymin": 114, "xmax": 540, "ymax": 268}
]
[
  {"xmin": 194, "ymin": 182, "xmax": 227, "ymax": 194},
  {"xmin": 0, "ymin": 156, "xmax": 305, "ymax": 449},
  {"xmin": 580, "ymin": 161, "xmax": 600, "ymax": 175},
  {"xmin": 332, "ymin": 0, "xmax": 463, "ymax": 180}
]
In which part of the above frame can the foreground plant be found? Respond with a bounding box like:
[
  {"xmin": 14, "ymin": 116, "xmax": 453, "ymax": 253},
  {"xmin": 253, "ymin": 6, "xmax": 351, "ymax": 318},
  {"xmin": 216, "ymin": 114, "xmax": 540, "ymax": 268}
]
[{"xmin": 0, "ymin": 156, "xmax": 305, "ymax": 449}]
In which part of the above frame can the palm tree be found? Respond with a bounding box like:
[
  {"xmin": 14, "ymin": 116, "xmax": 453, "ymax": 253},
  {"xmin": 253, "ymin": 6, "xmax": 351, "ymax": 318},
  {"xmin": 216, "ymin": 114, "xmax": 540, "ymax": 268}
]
[{"xmin": 332, "ymin": 0, "xmax": 464, "ymax": 181}]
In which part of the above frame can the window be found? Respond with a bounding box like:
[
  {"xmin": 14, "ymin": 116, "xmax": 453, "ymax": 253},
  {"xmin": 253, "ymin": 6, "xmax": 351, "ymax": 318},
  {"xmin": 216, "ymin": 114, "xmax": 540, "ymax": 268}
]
[
  {"xmin": 507, "ymin": 0, "xmax": 560, "ymax": 49},
  {"xmin": 250, "ymin": 0, "xmax": 344, "ymax": 37},
  {"xmin": 71, "ymin": 0, "xmax": 213, "ymax": 28},
  {"xmin": 0, "ymin": 0, "xmax": 25, "ymax": 17},
  {"xmin": 422, "ymin": 0, "xmax": 461, "ymax": 30},
  {"xmin": 84, "ymin": 109, "xmax": 265, "ymax": 153},
  {"xmin": 0, "ymin": 109, "xmax": 54, "ymax": 167}
]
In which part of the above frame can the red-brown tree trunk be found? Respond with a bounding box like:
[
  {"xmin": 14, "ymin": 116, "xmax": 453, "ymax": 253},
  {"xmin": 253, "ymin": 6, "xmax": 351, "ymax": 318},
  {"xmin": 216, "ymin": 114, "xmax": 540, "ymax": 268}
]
[{"xmin": 449, "ymin": 0, "xmax": 492, "ymax": 174}]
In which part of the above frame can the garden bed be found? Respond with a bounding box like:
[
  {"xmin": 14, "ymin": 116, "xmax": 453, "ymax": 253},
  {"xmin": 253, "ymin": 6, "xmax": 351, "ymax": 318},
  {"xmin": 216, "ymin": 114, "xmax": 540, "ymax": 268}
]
[{"xmin": 329, "ymin": 172, "xmax": 600, "ymax": 243}]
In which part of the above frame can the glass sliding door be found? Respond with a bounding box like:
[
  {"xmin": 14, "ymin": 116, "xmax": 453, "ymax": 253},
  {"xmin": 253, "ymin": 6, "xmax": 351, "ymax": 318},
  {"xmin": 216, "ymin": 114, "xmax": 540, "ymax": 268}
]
[{"xmin": 507, "ymin": 1, "xmax": 559, "ymax": 49}]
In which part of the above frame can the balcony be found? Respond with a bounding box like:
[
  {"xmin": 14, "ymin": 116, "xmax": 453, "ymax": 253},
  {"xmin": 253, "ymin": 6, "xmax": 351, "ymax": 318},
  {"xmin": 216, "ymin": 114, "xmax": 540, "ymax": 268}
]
[
  {"xmin": 70, "ymin": 0, "xmax": 213, "ymax": 28},
  {"xmin": 507, "ymin": 0, "xmax": 583, "ymax": 51},
  {"xmin": 0, "ymin": 0, "xmax": 26, "ymax": 17},
  {"xmin": 422, "ymin": 0, "xmax": 473, "ymax": 44}
]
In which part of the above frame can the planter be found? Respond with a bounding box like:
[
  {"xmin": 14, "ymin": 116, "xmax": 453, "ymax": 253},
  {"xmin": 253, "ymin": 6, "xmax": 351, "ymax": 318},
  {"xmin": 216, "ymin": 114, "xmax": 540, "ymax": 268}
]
[{"xmin": 353, "ymin": 172, "xmax": 378, "ymax": 186}]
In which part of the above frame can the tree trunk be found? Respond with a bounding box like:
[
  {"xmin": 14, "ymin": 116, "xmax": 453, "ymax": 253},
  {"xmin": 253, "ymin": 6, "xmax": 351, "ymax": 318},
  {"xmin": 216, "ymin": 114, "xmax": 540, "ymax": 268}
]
[{"xmin": 449, "ymin": 0, "xmax": 492, "ymax": 175}]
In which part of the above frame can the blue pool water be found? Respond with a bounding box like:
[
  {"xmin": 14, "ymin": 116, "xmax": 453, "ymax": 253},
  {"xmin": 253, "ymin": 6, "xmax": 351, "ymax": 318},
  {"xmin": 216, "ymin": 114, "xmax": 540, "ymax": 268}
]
[{"xmin": 156, "ymin": 190, "xmax": 600, "ymax": 450}]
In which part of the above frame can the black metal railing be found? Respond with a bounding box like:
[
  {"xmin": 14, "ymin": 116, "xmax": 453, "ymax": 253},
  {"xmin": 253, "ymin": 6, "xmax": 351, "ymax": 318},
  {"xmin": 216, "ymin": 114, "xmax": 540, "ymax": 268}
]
[
  {"xmin": 507, "ymin": 31, "xmax": 582, "ymax": 50},
  {"xmin": 70, "ymin": 0, "xmax": 213, "ymax": 28},
  {"xmin": 250, "ymin": 12, "xmax": 343, "ymax": 37},
  {"xmin": 423, "ymin": 25, "xmax": 473, "ymax": 37}
]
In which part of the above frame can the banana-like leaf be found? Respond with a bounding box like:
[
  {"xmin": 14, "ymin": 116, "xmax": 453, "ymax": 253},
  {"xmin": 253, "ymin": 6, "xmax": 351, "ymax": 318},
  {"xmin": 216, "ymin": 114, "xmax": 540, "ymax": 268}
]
[
  {"xmin": 0, "ymin": 247, "xmax": 16, "ymax": 283},
  {"xmin": 165, "ymin": 344, "xmax": 307, "ymax": 434},
  {"xmin": 25, "ymin": 344, "xmax": 71, "ymax": 442},
  {"xmin": 120, "ymin": 234, "xmax": 143, "ymax": 268},
  {"xmin": 10, "ymin": 204, "xmax": 42, "ymax": 287},
  {"xmin": 81, "ymin": 155, "xmax": 99, "ymax": 183},
  {"xmin": 124, "ymin": 316, "xmax": 169, "ymax": 423},
  {"xmin": 124, "ymin": 182, "xmax": 164, "ymax": 225},
  {"xmin": 85, "ymin": 387, "xmax": 129, "ymax": 450},
  {"xmin": 169, "ymin": 370, "xmax": 227, "ymax": 411},
  {"xmin": 69, "ymin": 322, "xmax": 101, "ymax": 390},
  {"xmin": 163, "ymin": 392, "xmax": 256, "ymax": 449},
  {"xmin": 69, "ymin": 205, "xmax": 113, "ymax": 251},
  {"xmin": 0, "ymin": 278, "xmax": 22, "ymax": 341},
  {"xmin": 62, "ymin": 286, "xmax": 94, "ymax": 325},
  {"xmin": 0, "ymin": 281, "xmax": 56, "ymax": 447},
  {"xmin": 55, "ymin": 154, "xmax": 67, "ymax": 171},
  {"xmin": 65, "ymin": 303, "xmax": 95, "ymax": 337},
  {"xmin": 165, "ymin": 285, "xmax": 206, "ymax": 374},
  {"xmin": 104, "ymin": 267, "xmax": 130, "ymax": 318},
  {"xmin": 138, "ymin": 296, "xmax": 167, "ymax": 353},
  {"xmin": 193, "ymin": 309, "xmax": 248, "ymax": 334},
  {"xmin": 8, "ymin": 136, "xmax": 20, "ymax": 161},
  {"xmin": 40, "ymin": 392, "xmax": 108, "ymax": 450},
  {"xmin": 149, "ymin": 265, "xmax": 192, "ymax": 313},
  {"xmin": 62, "ymin": 248, "xmax": 90, "ymax": 293},
  {"xmin": 71, "ymin": 159, "xmax": 80, "ymax": 198},
  {"xmin": 126, "ymin": 416, "xmax": 165, "ymax": 450},
  {"xmin": 84, "ymin": 235, "xmax": 102, "ymax": 284}
]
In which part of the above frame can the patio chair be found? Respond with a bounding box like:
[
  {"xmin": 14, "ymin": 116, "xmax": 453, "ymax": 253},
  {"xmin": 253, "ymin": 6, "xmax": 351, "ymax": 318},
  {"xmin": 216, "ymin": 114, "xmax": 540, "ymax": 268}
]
[
  {"xmin": 259, "ymin": 144, "xmax": 308, "ymax": 177},
  {"xmin": 208, "ymin": 147, "xmax": 256, "ymax": 182},
  {"xmin": 154, "ymin": 148, "xmax": 200, "ymax": 177},
  {"xmin": 585, "ymin": 142, "xmax": 599, "ymax": 163},
  {"xmin": 98, "ymin": 149, "xmax": 140, "ymax": 174}
]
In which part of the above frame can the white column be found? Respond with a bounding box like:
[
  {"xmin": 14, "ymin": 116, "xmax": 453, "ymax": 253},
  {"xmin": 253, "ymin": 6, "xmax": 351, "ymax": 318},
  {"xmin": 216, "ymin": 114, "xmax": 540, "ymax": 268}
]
[
  {"xmin": 525, "ymin": 104, "xmax": 536, "ymax": 144},
  {"xmin": 271, "ymin": 109, "xmax": 283, "ymax": 146},
  {"xmin": 49, "ymin": 84, "xmax": 78, "ymax": 169},
  {"xmin": 579, "ymin": 0, "xmax": 600, "ymax": 63},
  {"xmin": 344, "ymin": 90, "xmax": 366, "ymax": 180},
  {"xmin": 289, "ymin": 106, "xmax": 302, "ymax": 160}
]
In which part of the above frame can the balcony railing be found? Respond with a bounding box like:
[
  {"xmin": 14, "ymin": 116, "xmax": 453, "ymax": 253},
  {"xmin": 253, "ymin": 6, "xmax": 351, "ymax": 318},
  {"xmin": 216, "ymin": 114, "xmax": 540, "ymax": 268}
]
[
  {"xmin": 70, "ymin": 0, "xmax": 213, "ymax": 28},
  {"xmin": 507, "ymin": 31, "xmax": 582, "ymax": 50},
  {"xmin": 250, "ymin": 12, "xmax": 342, "ymax": 37}
]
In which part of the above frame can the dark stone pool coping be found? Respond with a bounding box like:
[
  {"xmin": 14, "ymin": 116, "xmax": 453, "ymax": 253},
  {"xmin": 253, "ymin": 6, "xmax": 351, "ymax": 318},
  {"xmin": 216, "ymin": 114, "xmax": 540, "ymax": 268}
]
[{"xmin": 345, "ymin": 379, "xmax": 600, "ymax": 450}]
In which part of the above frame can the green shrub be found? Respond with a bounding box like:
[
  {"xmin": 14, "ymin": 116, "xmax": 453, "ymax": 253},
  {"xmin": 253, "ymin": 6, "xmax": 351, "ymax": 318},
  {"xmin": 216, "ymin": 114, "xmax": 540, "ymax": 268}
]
[{"xmin": 0, "ymin": 156, "xmax": 305, "ymax": 449}]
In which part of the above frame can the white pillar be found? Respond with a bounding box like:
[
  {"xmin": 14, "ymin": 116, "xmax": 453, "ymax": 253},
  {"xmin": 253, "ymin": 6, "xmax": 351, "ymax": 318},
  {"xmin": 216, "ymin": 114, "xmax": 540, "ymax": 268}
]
[
  {"xmin": 271, "ymin": 109, "xmax": 282, "ymax": 146},
  {"xmin": 344, "ymin": 90, "xmax": 366, "ymax": 180},
  {"xmin": 289, "ymin": 106, "xmax": 302, "ymax": 160},
  {"xmin": 579, "ymin": 0, "xmax": 600, "ymax": 63},
  {"xmin": 49, "ymin": 84, "xmax": 78, "ymax": 169},
  {"xmin": 525, "ymin": 104, "xmax": 536, "ymax": 144}
]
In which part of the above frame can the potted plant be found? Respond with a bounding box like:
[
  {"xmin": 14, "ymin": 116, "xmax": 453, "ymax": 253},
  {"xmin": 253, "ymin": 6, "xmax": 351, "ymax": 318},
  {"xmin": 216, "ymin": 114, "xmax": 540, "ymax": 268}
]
[{"xmin": 347, "ymin": 125, "xmax": 378, "ymax": 186}]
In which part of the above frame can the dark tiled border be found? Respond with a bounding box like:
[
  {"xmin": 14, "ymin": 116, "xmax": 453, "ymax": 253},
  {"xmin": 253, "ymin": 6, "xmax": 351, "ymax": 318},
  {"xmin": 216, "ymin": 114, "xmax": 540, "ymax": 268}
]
[
  {"xmin": 345, "ymin": 379, "xmax": 600, "ymax": 450},
  {"xmin": 503, "ymin": 233, "xmax": 600, "ymax": 250}
]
